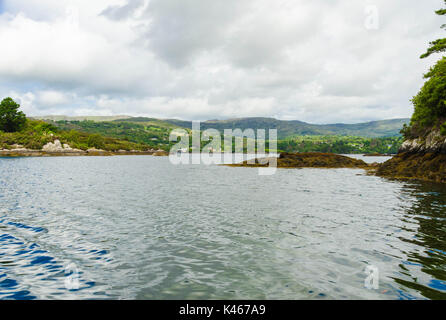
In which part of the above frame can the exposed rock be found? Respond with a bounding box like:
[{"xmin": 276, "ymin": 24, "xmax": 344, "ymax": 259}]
[
  {"xmin": 42, "ymin": 140, "xmax": 84, "ymax": 153},
  {"xmin": 0, "ymin": 141, "xmax": 165, "ymax": 157},
  {"xmin": 399, "ymin": 129, "xmax": 446, "ymax": 154},
  {"xmin": 153, "ymin": 150, "xmax": 169, "ymax": 156},
  {"xmin": 0, "ymin": 150, "xmax": 45, "ymax": 157},
  {"xmin": 376, "ymin": 152, "xmax": 446, "ymax": 183},
  {"xmin": 11, "ymin": 147, "xmax": 29, "ymax": 152},
  {"xmin": 86, "ymin": 148, "xmax": 111, "ymax": 156},
  {"xmin": 228, "ymin": 152, "xmax": 370, "ymax": 169},
  {"xmin": 375, "ymin": 129, "xmax": 446, "ymax": 183},
  {"xmin": 42, "ymin": 140, "xmax": 64, "ymax": 152}
]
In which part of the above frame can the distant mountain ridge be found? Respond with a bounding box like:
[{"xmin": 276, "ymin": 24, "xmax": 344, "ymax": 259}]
[
  {"xmin": 32, "ymin": 115, "xmax": 132, "ymax": 122},
  {"xmin": 34, "ymin": 115, "xmax": 410, "ymax": 138},
  {"xmin": 163, "ymin": 117, "xmax": 409, "ymax": 138}
]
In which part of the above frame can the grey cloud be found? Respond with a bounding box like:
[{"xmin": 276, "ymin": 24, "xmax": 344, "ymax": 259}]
[
  {"xmin": 145, "ymin": 0, "xmax": 248, "ymax": 67},
  {"xmin": 101, "ymin": 0, "xmax": 146, "ymax": 21},
  {"xmin": 103, "ymin": 0, "xmax": 248, "ymax": 67},
  {"xmin": 0, "ymin": 0, "xmax": 444, "ymax": 123}
]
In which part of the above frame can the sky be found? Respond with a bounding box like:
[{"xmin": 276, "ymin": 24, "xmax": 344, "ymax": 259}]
[{"xmin": 0, "ymin": 0, "xmax": 444, "ymax": 124}]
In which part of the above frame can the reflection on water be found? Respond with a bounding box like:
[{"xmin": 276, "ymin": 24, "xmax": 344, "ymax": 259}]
[
  {"xmin": 0, "ymin": 155, "xmax": 445, "ymax": 300},
  {"xmin": 392, "ymin": 181, "xmax": 446, "ymax": 300}
]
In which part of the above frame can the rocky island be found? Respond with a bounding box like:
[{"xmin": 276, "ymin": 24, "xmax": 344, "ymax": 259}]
[{"xmin": 228, "ymin": 152, "xmax": 371, "ymax": 169}]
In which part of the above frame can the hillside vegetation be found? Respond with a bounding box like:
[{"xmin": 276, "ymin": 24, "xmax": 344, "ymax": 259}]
[
  {"xmin": 36, "ymin": 116, "xmax": 408, "ymax": 140},
  {"xmin": 0, "ymin": 98, "xmax": 151, "ymax": 152},
  {"xmin": 43, "ymin": 117, "xmax": 404, "ymax": 154},
  {"xmin": 277, "ymin": 135, "xmax": 402, "ymax": 154},
  {"xmin": 0, "ymin": 119, "xmax": 150, "ymax": 151},
  {"xmin": 50, "ymin": 118, "xmax": 177, "ymax": 151},
  {"xmin": 165, "ymin": 117, "xmax": 409, "ymax": 139}
]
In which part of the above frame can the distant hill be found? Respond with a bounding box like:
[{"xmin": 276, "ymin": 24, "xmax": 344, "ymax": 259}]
[
  {"xmin": 33, "ymin": 115, "xmax": 132, "ymax": 122},
  {"xmin": 40, "ymin": 115, "xmax": 410, "ymax": 139},
  {"xmin": 163, "ymin": 117, "xmax": 410, "ymax": 138},
  {"xmin": 111, "ymin": 117, "xmax": 182, "ymax": 129},
  {"xmin": 44, "ymin": 116, "xmax": 408, "ymax": 153}
]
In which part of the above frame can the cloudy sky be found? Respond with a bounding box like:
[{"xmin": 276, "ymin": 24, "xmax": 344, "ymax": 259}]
[{"xmin": 0, "ymin": 0, "xmax": 444, "ymax": 123}]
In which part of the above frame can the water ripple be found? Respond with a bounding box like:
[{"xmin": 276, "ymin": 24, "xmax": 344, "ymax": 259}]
[{"xmin": 0, "ymin": 156, "xmax": 445, "ymax": 299}]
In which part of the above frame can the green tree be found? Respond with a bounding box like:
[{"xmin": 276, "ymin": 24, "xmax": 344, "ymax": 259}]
[
  {"xmin": 411, "ymin": 57, "xmax": 446, "ymax": 127},
  {"xmin": 407, "ymin": 1, "xmax": 446, "ymax": 137},
  {"xmin": 420, "ymin": 1, "xmax": 446, "ymax": 58},
  {"xmin": 0, "ymin": 97, "xmax": 27, "ymax": 132}
]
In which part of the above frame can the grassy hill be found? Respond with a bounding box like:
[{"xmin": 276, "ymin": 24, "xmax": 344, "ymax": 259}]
[
  {"xmin": 36, "ymin": 116, "xmax": 409, "ymax": 139},
  {"xmin": 164, "ymin": 117, "xmax": 409, "ymax": 139}
]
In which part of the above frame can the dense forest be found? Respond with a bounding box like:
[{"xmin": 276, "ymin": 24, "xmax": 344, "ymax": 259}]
[{"xmin": 277, "ymin": 136, "xmax": 402, "ymax": 154}]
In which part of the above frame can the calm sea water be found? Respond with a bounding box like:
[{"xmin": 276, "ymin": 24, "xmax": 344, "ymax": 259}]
[{"xmin": 0, "ymin": 154, "xmax": 445, "ymax": 300}]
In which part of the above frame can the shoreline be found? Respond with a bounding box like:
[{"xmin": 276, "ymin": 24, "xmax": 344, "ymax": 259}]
[
  {"xmin": 0, "ymin": 139, "xmax": 169, "ymax": 157},
  {"xmin": 0, "ymin": 149, "xmax": 169, "ymax": 157},
  {"xmin": 2, "ymin": 149, "xmax": 445, "ymax": 184}
]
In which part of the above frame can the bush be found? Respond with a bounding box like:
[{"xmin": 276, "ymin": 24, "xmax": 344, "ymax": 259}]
[
  {"xmin": 87, "ymin": 134, "xmax": 105, "ymax": 149},
  {"xmin": 33, "ymin": 122, "xmax": 58, "ymax": 134}
]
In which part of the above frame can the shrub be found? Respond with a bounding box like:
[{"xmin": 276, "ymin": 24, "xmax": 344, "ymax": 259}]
[{"xmin": 87, "ymin": 134, "xmax": 105, "ymax": 149}]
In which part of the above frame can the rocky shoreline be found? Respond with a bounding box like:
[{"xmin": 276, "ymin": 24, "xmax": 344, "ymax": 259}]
[
  {"xmin": 226, "ymin": 127, "xmax": 446, "ymax": 184},
  {"xmin": 374, "ymin": 129, "xmax": 446, "ymax": 183},
  {"xmin": 227, "ymin": 149, "xmax": 445, "ymax": 184},
  {"xmin": 375, "ymin": 152, "xmax": 446, "ymax": 183},
  {"xmin": 0, "ymin": 140, "xmax": 169, "ymax": 157},
  {"xmin": 3, "ymin": 138, "xmax": 445, "ymax": 184}
]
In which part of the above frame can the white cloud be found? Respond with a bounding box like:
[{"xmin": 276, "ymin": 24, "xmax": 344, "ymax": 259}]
[
  {"xmin": 0, "ymin": 0, "xmax": 444, "ymax": 123},
  {"xmin": 37, "ymin": 90, "xmax": 71, "ymax": 106}
]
